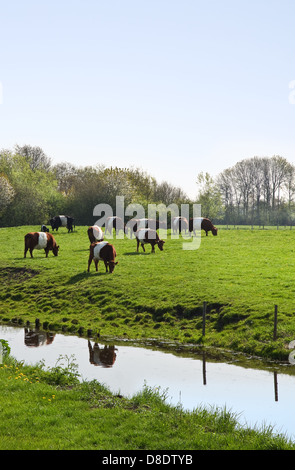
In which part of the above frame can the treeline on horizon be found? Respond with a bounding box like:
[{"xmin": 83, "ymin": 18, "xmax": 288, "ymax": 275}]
[{"xmin": 0, "ymin": 145, "xmax": 295, "ymax": 228}]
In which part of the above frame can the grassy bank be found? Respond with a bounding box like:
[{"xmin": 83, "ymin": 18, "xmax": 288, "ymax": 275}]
[
  {"xmin": 0, "ymin": 225, "xmax": 295, "ymax": 359},
  {"xmin": 1, "ymin": 353, "xmax": 294, "ymax": 450}
]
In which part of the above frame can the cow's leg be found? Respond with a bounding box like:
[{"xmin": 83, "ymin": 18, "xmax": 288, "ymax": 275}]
[
  {"xmin": 24, "ymin": 245, "xmax": 28, "ymax": 258},
  {"xmin": 136, "ymin": 239, "xmax": 140, "ymax": 252},
  {"xmin": 95, "ymin": 260, "xmax": 99, "ymax": 271},
  {"xmin": 87, "ymin": 255, "xmax": 93, "ymax": 272},
  {"xmin": 45, "ymin": 248, "xmax": 49, "ymax": 257},
  {"xmin": 104, "ymin": 260, "xmax": 108, "ymax": 272},
  {"xmin": 141, "ymin": 243, "xmax": 145, "ymax": 252},
  {"xmin": 29, "ymin": 248, "xmax": 34, "ymax": 258},
  {"xmin": 151, "ymin": 243, "xmax": 155, "ymax": 253}
]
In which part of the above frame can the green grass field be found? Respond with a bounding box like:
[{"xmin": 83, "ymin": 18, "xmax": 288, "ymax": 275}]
[{"xmin": 1, "ymin": 225, "xmax": 295, "ymax": 359}]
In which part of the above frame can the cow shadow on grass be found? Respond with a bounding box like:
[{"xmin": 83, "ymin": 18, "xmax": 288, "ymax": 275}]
[{"xmin": 66, "ymin": 271, "xmax": 105, "ymax": 284}]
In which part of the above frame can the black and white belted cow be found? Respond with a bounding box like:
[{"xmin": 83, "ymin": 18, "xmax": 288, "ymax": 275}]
[
  {"xmin": 135, "ymin": 228, "xmax": 165, "ymax": 253},
  {"xmin": 49, "ymin": 215, "xmax": 75, "ymax": 232}
]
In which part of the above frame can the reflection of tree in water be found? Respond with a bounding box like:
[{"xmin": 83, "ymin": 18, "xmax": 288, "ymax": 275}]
[
  {"xmin": 88, "ymin": 340, "xmax": 117, "ymax": 368},
  {"xmin": 24, "ymin": 328, "xmax": 55, "ymax": 347}
]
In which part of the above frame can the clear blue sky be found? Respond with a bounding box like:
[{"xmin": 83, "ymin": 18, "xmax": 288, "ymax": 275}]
[{"xmin": 1, "ymin": 0, "xmax": 295, "ymax": 198}]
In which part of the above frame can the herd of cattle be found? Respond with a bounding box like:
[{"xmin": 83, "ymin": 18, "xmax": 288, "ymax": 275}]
[{"xmin": 24, "ymin": 215, "xmax": 218, "ymax": 274}]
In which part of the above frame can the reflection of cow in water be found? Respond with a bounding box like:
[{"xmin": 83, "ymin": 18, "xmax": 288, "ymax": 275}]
[
  {"xmin": 88, "ymin": 340, "xmax": 117, "ymax": 368},
  {"xmin": 24, "ymin": 328, "xmax": 55, "ymax": 347}
]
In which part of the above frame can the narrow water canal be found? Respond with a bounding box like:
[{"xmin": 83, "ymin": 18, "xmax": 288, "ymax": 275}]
[{"xmin": 1, "ymin": 324, "xmax": 295, "ymax": 441}]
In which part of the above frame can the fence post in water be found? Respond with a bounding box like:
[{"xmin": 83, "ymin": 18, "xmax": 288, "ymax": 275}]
[
  {"xmin": 273, "ymin": 305, "xmax": 278, "ymax": 341},
  {"xmin": 202, "ymin": 302, "xmax": 206, "ymax": 336}
]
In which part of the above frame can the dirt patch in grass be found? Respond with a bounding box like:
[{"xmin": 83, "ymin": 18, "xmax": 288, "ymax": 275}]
[{"xmin": 0, "ymin": 267, "xmax": 40, "ymax": 284}]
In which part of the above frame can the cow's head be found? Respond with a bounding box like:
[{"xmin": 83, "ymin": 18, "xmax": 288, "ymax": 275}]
[
  {"xmin": 157, "ymin": 240, "xmax": 165, "ymax": 251},
  {"xmin": 108, "ymin": 260, "xmax": 118, "ymax": 273},
  {"xmin": 53, "ymin": 244, "xmax": 60, "ymax": 256},
  {"xmin": 212, "ymin": 227, "xmax": 218, "ymax": 236}
]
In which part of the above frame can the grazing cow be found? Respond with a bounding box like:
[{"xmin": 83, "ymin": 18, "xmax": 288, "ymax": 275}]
[
  {"xmin": 136, "ymin": 228, "xmax": 165, "ymax": 253},
  {"xmin": 124, "ymin": 218, "xmax": 139, "ymax": 238},
  {"xmin": 189, "ymin": 217, "xmax": 218, "ymax": 236},
  {"xmin": 131, "ymin": 218, "xmax": 160, "ymax": 233},
  {"xmin": 126, "ymin": 218, "xmax": 165, "ymax": 238},
  {"xmin": 24, "ymin": 328, "xmax": 55, "ymax": 347},
  {"xmin": 87, "ymin": 225, "xmax": 104, "ymax": 243},
  {"xmin": 41, "ymin": 224, "xmax": 49, "ymax": 232},
  {"xmin": 88, "ymin": 340, "xmax": 117, "ymax": 367},
  {"xmin": 24, "ymin": 232, "xmax": 59, "ymax": 258},
  {"xmin": 49, "ymin": 215, "xmax": 75, "ymax": 232},
  {"xmin": 105, "ymin": 216, "xmax": 125, "ymax": 235},
  {"xmin": 88, "ymin": 241, "xmax": 118, "ymax": 273},
  {"xmin": 172, "ymin": 216, "xmax": 189, "ymax": 234}
]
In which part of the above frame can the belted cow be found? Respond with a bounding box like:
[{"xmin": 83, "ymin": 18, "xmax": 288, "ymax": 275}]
[
  {"xmin": 87, "ymin": 225, "xmax": 104, "ymax": 243},
  {"xmin": 105, "ymin": 216, "xmax": 125, "ymax": 236},
  {"xmin": 87, "ymin": 241, "xmax": 118, "ymax": 273},
  {"xmin": 172, "ymin": 216, "xmax": 189, "ymax": 234},
  {"xmin": 127, "ymin": 218, "xmax": 159, "ymax": 238},
  {"xmin": 49, "ymin": 215, "xmax": 75, "ymax": 232},
  {"xmin": 136, "ymin": 228, "xmax": 165, "ymax": 253},
  {"xmin": 88, "ymin": 340, "xmax": 117, "ymax": 367},
  {"xmin": 24, "ymin": 232, "xmax": 59, "ymax": 258},
  {"xmin": 189, "ymin": 217, "xmax": 218, "ymax": 236}
]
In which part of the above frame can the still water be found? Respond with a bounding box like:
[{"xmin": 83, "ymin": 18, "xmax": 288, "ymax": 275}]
[{"xmin": 1, "ymin": 324, "xmax": 295, "ymax": 440}]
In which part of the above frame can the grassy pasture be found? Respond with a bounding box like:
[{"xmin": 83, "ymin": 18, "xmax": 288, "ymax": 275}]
[{"xmin": 0, "ymin": 225, "xmax": 295, "ymax": 359}]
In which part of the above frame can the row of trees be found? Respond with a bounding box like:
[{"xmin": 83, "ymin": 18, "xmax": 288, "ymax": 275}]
[
  {"xmin": 216, "ymin": 155, "xmax": 295, "ymax": 226},
  {"xmin": 1, "ymin": 145, "xmax": 295, "ymax": 227},
  {"xmin": 0, "ymin": 145, "xmax": 188, "ymax": 227}
]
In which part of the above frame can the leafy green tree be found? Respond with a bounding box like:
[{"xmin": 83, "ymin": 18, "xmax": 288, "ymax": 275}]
[
  {"xmin": 196, "ymin": 172, "xmax": 223, "ymax": 220},
  {"xmin": 0, "ymin": 154, "xmax": 62, "ymax": 226},
  {"xmin": 0, "ymin": 175, "xmax": 15, "ymax": 215}
]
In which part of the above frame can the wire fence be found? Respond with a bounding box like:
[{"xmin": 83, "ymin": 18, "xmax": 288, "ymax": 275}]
[{"xmin": 218, "ymin": 224, "xmax": 295, "ymax": 230}]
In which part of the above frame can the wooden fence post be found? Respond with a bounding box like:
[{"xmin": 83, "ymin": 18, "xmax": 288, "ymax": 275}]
[
  {"xmin": 273, "ymin": 305, "xmax": 278, "ymax": 341},
  {"xmin": 202, "ymin": 302, "xmax": 207, "ymax": 336}
]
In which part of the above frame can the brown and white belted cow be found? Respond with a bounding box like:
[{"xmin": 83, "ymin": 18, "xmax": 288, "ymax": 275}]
[
  {"xmin": 87, "ymin": 241, "xmax": 118, "ymax": 273},
  {"xmin": 136, "ymin": 228, "xmax": 165, "ymax": 253},
  {"xmin": 105, "ymin": 216, "xmax": 125, "ymax": 236},
  {"xmin": 87, "ymin": 225, "xmax": 104, "ymax": 243},
  {"xmin": 189, "ymin": 217, "xmax": 218, "ymax": 236},
  {"xmin": 24, "ymin": 232, "xmax": 59, "ymax": 258},
  {"xmin": 172, "ymin": 216, "xmax": 189, "ymax": 234}
]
